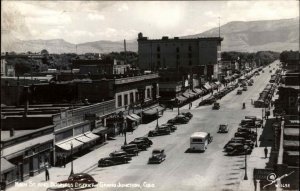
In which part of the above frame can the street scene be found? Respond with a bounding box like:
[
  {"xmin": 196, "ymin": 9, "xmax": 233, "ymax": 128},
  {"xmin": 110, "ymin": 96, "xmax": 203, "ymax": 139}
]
[{"xmin": 1, "ymin": 1, "xmax": 299, "ymax": 191}]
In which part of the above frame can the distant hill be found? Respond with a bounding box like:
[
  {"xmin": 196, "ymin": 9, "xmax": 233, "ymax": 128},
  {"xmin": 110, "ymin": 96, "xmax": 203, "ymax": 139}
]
[
  {"xmin": 183, "ymin": 17, "xmax": 299, "ymax": 52},
  {"xmin": 1, "ymin": 17, "xmax": 298, "ymax": 54}
]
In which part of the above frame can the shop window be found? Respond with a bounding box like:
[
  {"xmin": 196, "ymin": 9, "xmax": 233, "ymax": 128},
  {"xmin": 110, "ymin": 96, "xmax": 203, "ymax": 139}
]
[
  {"xmin": 157, "ymin": 46, "xmax": 160, "ymax": 52},
  {"xmin": 147, "ymin": 89, "xmax": 151, "ymax": 98},
  {"xmin": 124, "ymin": 94, "xmax": 128, "ymax": 106},
  {"xmin": 117, "ymin": 95, "xmax": 122, "ymax": 107},
  {"xmin": 130, "ymin": 92, "xmax": 134, "ymax": 104}
]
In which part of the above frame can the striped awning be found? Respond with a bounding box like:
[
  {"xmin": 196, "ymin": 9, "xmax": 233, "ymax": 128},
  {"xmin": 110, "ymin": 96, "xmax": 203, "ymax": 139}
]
[{"xmin": 56, "ymin": 138, "xmax": 83, "ymax": 151}]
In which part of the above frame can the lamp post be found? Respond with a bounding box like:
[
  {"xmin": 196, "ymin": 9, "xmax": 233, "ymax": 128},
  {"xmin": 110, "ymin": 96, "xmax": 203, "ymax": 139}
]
[
  {"xmin": 175, "ymin": 98, "xmax": 180, "ymax": 115},
  {"xmin": 69, "ymin": 142, "xmax": 74, "ymax": 177},
  {"xmin": 244, "ymin": 144, "xmax": 248, "ymax": 180},
  {"xmin": 189, "ymin": 95, "xmax": 191, "ymax": 110},
  {"xmin": 261, "ymin": 108, "xmax": 264, "ymax": 128},
  {"xmin": 156, "ymin": 108, "xmax": 159, "ymax": 128},
  {"xmin": 255, "ymin": 124, "xmax": 258, "ymax": 147},
  {"xmin": 124, "ymin": 118, "xmax": 127, "ymax": 145}
]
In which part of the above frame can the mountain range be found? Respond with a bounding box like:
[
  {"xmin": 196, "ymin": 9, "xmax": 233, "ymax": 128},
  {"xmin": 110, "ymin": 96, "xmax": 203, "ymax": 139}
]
[{"xmin": 1, "ymin": 17, "xmax": 299, "ymax": 54}]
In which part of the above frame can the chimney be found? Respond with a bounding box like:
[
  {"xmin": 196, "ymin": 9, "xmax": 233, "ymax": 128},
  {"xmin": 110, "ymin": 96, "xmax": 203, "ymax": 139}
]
[
  {"xmin": 23, "ymin": 86, "xmax": 29, "ymax": 117},
  {"xmin": 10, "ymin": 128, "xmax": 14, "ymax": 137}
]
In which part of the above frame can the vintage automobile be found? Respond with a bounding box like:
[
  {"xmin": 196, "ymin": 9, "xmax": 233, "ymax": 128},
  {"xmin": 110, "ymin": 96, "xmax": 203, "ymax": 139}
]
[
  {"xmin": 242, "ymin": 86, "xmax": 248, "ymax": 91},
  {"xmin": 98, "ymin": 152, "xmax": 131, "ymax": 167},
  {"xmin": 121, "ymin": 144, "xmax": 139, "ymax": 156},
  {"xmin": 212, "ymin": 102, "xmax": 220, "ymax": 110},
  {"xmin": 160, "ymin": 123, "xmax": 177, "ymax": 132},
  {"xmin": 224, "ymin": 137, "xmax": 254, "ymax": 149},
  {"xmin": 129, "ymin": 139, "xmax": 150, "ymax": 151},
  {"xmin": 244, "ymin": 116, "xmax": 263, "ymax": 127},
  {"xmin": 218, "ymin": 124, "xmax": 229, "ymax": 133},
  {"xmin": 181, "ymin": 112, "xmax": 193, "ymax": 119},
  {"xmin": 167, "ymin": 115, "xmax": 190, "ymax": 124},
  {"xmin": 109, "ymin": 151, "xmax": 132, "ymax": 161},
  {"xmin": 57, "ymin": 173, "xmax": 98, "ymax": 188},
  {"xmin": 240, "ymin": 119, "xmax": 256, "ymax": 127},
  {"xmin": 148, "ymin": 126, "xmax": 171, "ymax": 137},
  {"xmin": 237, "ymin": 89, "xmax": 243, "ymax": 95},
  {"xmin": 148, "ymin": 149, "xmax": 166, "ymax": 164},
  {"xmin": 198, "ymin": 97, "xmax": 216, "ymax": 106},
  {"xmin": 134, "ymin": 137, "xmax": 153, "ymax": 146},
  {"xmin": 235, "ymin": 132, "xmax": 257, "ymax": 141},
  {"xmin": 226, "ymin": 144, "xmax": 252, "ymax": 156},
  {"xmin": 249, "ymin": 79, "xmax": 254, "ymax": 83}
]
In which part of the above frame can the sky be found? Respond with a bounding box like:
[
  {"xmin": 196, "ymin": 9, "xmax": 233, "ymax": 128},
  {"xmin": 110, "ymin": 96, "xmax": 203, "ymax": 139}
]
[{"xmin": 1, "ymin": 0, "xmax": 299, "ymax": 44}]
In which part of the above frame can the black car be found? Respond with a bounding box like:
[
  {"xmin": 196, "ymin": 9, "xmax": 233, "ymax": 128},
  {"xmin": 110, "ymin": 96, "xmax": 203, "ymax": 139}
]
[
  {"xmin": 57, "ymin": 173, "xmax": 98, "ymax": 188},
  {"xmin": 148, "ymin": 149, "xmax": 166, "ymax": 164},
  {"xmin": 212, "ymin": 102, "xmax": 220, "ymax": 110},
  {"xmin": 226, "ymin": 144, "xmax": 252, "ymax": 156},
  {"xmin": 121, "ymin": 144, "xmax": 139, "ymax": 156},
  {"xmin": 181, "ymin": 112, "xmax": 193, "ymax": 119},
  {"xmin": 235, "ymin": 132, "xmax": 257, "ymax": 141},
  {"xmin": 167, "ymin": 115, "xmax": 189, "ymax": 124},
  {"xmin": 218, "ymin": 124, "xmax": 229, "ymax": 133},
  {"xmin": 160, "ymin": 123, "xmax": 177, "ymax": 132},
  {"xmin": 198, "ymin": 97, "xmax": 216, "ymax": 106},
  {"xmin": 98, "ymin": 151, "xmax": 131, "ymax": 167},
  {"xmin": 224, "ymin": 139, "xmax": 254, "ymax": 150},
  {"xmin": 134, "ymin": 137, "xmax": 153, "ymax": 146},
  {"xmin": 129, "ymin": 139, "xmax": 150, "ymax": 151},
  {"xmin": 148, "ymin": 126, "xmax": 171, "ymax": 137}
]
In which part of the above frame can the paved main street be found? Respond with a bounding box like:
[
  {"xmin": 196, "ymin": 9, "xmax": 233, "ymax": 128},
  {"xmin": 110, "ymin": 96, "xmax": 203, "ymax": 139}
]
[{"xmin": 9, "ymin": 61, "xmax": 279, "ymax": 191}]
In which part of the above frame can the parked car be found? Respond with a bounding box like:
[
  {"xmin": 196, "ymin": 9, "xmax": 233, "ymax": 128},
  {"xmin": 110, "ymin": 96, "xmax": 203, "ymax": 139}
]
[
  {"xmin": 226, "ymin": 144, "xmax": 252, "ymax": 156},
  {"xmin": 235, "ymin": 132, "xmax": 256, "ymax": 141},
  {"xmin": 198, "ymin": 97, "xmax": 216, "ymax": 106},
  {"xmin": 160, "ymin": 123, "xmax": 177, "ymax": 132},
  {"xmin": 181, "ymin": 112, "xmax": 193, "ymax": 119},
  {"xmin": 224, "ymin": 139, "xmax": 254, "ymax": 150},
  {"xmin": 242, "ymin": 86, "xmax": 248, "ymax": 91},
  {"xmin": 134, "ymin": 137, "xmax": 153, "ymax": 146},
  {"xmin": 148, "ymin": 149, "xmax": 166, "ymax": 164},
  {"xmin": 121, "ymin": 144, "xmax": 139, "ymax": 156},
  {"xmin": 129, "ymin": 139, "xmax": 150, "ymax": 151},
  {"xmin": 47, "ymin": 187, "xmax": 75, "ymax": 191},
  {"xmin": 218, "ymin": 124, "xmax": 229, "ymax": 133},
  {"xmin": 148, "ymin": 126, "xmax": 171, "ymax": 137},
  {"xmin": 167, "ymin": 115, "xmax": 189, "ymax": 124},
  {"xmin": 98, "ymin": 155, "xmax": 130, "ymax": 167},
  {"xmin": 109, "ymin": 151, "xmax": 132, "ymax": 161},
  {"xmin": 212, "ymin": 102, "xmax": 220, "ymax": 110},
  {"xmin": 240, "ymin": 119, "xmax": 256, "ymax": 127},
  {"xmin": 57, "ymin": 173, "xmax": 98, "ymax": 188},
  {"xmin": 237, "ymin": 89, "xmax": 243, "ymax": 95}
]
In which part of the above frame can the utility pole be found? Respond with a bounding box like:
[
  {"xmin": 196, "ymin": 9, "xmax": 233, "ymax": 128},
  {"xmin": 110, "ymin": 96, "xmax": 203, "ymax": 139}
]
[{"xmin": 218, "ymin": 17, "xmax": 221, "ymax": 38}]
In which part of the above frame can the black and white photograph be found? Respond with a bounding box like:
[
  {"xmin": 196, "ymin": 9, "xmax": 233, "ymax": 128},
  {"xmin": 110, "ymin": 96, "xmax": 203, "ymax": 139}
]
[{"xmin": 1, "ymin": 0, "xmax": 299, "ymax": 191}]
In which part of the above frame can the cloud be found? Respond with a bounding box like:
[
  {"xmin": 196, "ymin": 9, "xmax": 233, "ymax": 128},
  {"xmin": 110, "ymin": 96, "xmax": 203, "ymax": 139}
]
[
  {"xmin": 117, "ymin": 3, "xmax": 129, "ymax": 12},
  {"xmin": 87, "ymin": 13, "xmax": 105, "ymax": 21}
]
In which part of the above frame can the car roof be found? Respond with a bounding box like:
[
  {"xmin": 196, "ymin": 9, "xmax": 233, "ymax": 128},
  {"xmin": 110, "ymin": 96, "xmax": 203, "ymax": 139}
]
[
  {"xmin": 152, "ymin": 149, "xmax": 164, "ymax": 152},
  {"xmin": 111, "ymin": 150, "xmax": 126, "ymax": 154}
]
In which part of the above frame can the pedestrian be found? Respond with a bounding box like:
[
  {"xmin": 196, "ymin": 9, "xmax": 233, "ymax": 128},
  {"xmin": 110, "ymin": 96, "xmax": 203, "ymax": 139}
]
[
  {"xmin": 63, "ymin": 154, "xmax": 66, "ymax": 168},
  {"xmin": 45, "ymin": 166, "xmax": 50, "ymax": 181},
  {"xmin": 264, "ymin": 147, "xmax": 268, "ymax": 159}
]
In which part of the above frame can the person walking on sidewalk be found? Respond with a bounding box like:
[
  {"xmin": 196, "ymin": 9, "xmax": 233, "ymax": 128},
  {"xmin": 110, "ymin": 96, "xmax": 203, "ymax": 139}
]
[
  {"xmin": 45, "ymin": 166, "xmax": 50, "ymax": 181},
  {"xmin": 264, "ymin": 147, "xmax": 268, "ymax": 158},
  {"xmin": 63, "ymin": 154, "xmax": 66, "ymax": 168}
]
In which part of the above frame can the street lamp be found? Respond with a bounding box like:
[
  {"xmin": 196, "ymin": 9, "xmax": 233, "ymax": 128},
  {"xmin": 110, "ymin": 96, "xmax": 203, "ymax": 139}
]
[
  {"xmin": 261, "ymin": 108, "xmax": 264, "ymax": 128},
  {"xmin": 175, "ymin": 98, "xmax": 180, "ymax": 115},
  {"xmin": 69, "ymin": 142, "xmax": 74, "ymax": 177},
  {"xmin": 124, "ymin": 119, "xmax": 127, "ymax": 145},
  {"xmin": 156, "ymin": 108, "xmax": 159, "ymax": 128},
  {"xmin": 244, "ymin": 144, "xmax": 248, "ymax": 180}
]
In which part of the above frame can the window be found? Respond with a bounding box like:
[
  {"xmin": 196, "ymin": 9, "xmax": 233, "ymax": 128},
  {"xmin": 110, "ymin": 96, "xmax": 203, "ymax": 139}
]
[
  {"xmin": 176, "ymin": 47, "xmax": 180, "ymax": 53},
  {"xmin": 157, "ymin": 54, "xmax": 160, "ymax": 59},
  {"xmin": 176, "ymin": 54, "xmax": 180, "ymax": 59},
  {"xmin": 157, "ymin": 46, "xmax": 160, "ymax": 52},
  {"xmin": 135, "ymin": 92, "xmax": 139, "ymax": 101},
  {"xmin": 124, "ymin": 94, "xmax": 128, "ymax": 106},
  {"xmin": 118, "ymin": 95, "xmax": 122, "ymax": 107},
  {"xmin": 147, "ymin": 89, "xmax": 150, "ymax": 98},
  {"xmin": 188, "ymin": 53, "xmax": 192, "ymax": 58},
  {"xmin": 130, "ymin": 92, "xmax": 134, "ymax": 104},
  {"xmin": 188, "ymin": 45, "xmax": 192, "ymax": 51},
  {"xmin": 189, "ymin": 60, "xmax": 192, "ymax": 66},
  {"xmin": 192, "ymin": 138, "xmax": 203, "ymax": 143}
]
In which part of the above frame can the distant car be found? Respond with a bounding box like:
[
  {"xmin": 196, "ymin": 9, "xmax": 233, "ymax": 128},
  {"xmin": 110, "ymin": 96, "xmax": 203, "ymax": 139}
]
[
  {"xmin": 47, "ymin": 187, "xmax": 75, "ymax": 191},
  {"xmin": 129, "ymin": 139, "xmax": 150, "ymax": 151},
  {"xmin": 248, "ymin": 82, "xmax": 253, "ymax": 86},
  {"xmin": 237, "ymin": 89, "xmax": 243, "ymax": 95},
  {"xmin": 109, "ymin": 150, "xmax": 132, "ymax": 160},
  {"xmin": 240, "ymin": 119, "xmax": 256, "ymax": 127},
  {"xmin": 242, "ymin": 86, "xmax": 248, "ymax": 91},
  {"xmin": 98, "ymin": 153, "xmax": 130, "ymax": 167},
  {"xmin": 212, "ymin": 102, "xmax": 220, "ymax": 110},
  {"xmin": 218, "ymin": 124, "xmax": 229, "ymax": 133},
  {"xmin": 235, "ymin": 132, "xmax": 256, "ymax": 141},
  {"xmin": 181, "ymin": 112, "xmax": 193, "ymax": 119},
  {"xmin": 198, "ymin": 97, "xmax": 216, "ymax": 106},
  {"xmin": 226, "ymin": 144, "xmax": 252, "ymax": 156},
  {"xmin": 148, "ymin": 126, "xmax": 171, "ymax": 137},
  {"xmin": 57, "ymin": 173, "xmax": 98, "ymax": 188},
  {"xmin": 224, "ymin": 139, "xmax": 254, "ymax": 150},
  {"xmin": 148, "ymin": 149, "xmax": 166, "ymax": 164},
  {"xmin": 134, "ymin": 137, "xmax": 153, "ymax": 146},
  {"xmin": 121, "ymin": 144, "xmax": 139, "ymax": 156},
  {"xmin": 160, "ymin": 123, "xmax": 177, "ymax": 132}
]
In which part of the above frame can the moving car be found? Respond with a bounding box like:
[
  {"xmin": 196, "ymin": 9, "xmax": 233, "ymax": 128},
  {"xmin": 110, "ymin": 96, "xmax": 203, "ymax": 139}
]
[
  {"xmin": 148, "ymin": 149, "xmax": 166, "ymax": 164},
  {"xmin": 57, "ymin": 173, "xmax": 98, "ymax": 188},
  {"xmin": 129, "ymin": 139, "xmax": 150, "ymax": 151},
  {"xmin": 212, "ymin": 102, "xmax": 220, "ymax": 110},
  {"xmin": 148, "ymin": 126, "xmax": 171, "ymax": 137},
  {"xmin": 134, "ymin": 137, "xmax": 153, "ymax": 146},
  {"xmin": 218, "ymin": 124, "xmax": 229, "ymax": 133},
  {"xmin": 121, "ymin": 144, "xmax": 139, "ymax": 156}
]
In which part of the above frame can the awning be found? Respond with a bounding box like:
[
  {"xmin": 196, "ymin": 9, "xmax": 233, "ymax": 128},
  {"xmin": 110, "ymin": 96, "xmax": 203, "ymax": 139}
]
[
  {"xmin": 193, "ymin": 88, "xmax": 202, "ymax": 94},
  {"xmin": 182, "ymin": 92, "xmax": 190, "ymax": 98},
  {"xmin": 85, "ymin": 132, "xmax": 100, "ymax": 141},
  {"xmin": 126, "ymin": 115, "xmax": 137, "ymax": 121},
  {"xmin": 215, "ymin": 81, "xmax": 221, "ymax": 86},
  {"xmin": 92, "ymin": 126, "xmax": 108, "ymax": 135},
  {"xmin": 284, "ymin": 128, "xmax": 299, "ymax": 136},
  {"xmin": 75, "ymin": 135, "xmax": 91, "ymax": 143},
  {"xmin": 130, "ymin": 114, "xmax": 141, "ymax": 120},
  {"xmin": 56, "ymin": 138, "xmax": 83, "ymax": 151},
  {"xmin": 204, "ymin": 83, "xmax": 211, "ymax": 90},
  {"xmin": 283, "ymin": 140, "xmax": 299, "ymax": 147},
  {"xmin": 210, "ymin": 83, "xmax": 218, "ymax": 90},
  {"xmin": 2, "ymin": 134, "xmax": 53, "ymax": 159},
  {"xmin": 176, "ymin": 96, "xmax": 187, "ymax": 102},
  {"xmin": 143, "ymin": 106, "xmax": 165, "ymax": 115},
  {"xmin": 1, "ymin": 158, "xmax": 16, "ymax": 173}
]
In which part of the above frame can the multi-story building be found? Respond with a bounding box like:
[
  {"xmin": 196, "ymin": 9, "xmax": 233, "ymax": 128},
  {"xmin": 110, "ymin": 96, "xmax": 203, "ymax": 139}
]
[{"xmin": 137, "ymin": 33, "xmax": 223, "ymax": 80}]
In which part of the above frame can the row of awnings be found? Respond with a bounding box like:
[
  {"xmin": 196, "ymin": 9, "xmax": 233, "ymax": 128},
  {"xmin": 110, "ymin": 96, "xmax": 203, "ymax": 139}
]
[
  {"xmin": 56, "ymin": 132, "xmax": 100, "ymax": 151},
  {"xmin": 143, "ymin": 105, "xmax": 165, "ymax": 115},
  {"xmin": 1, "ymin": 158, "xmax": 16, "ymax": 173}
]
